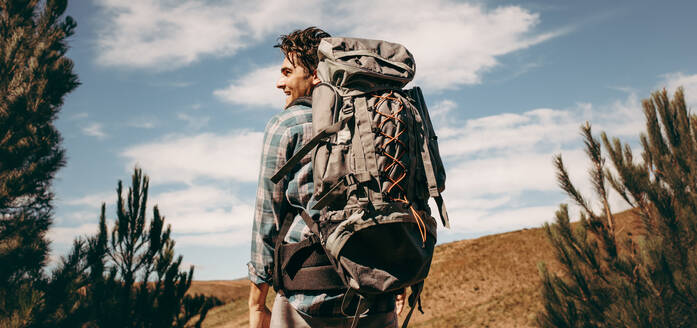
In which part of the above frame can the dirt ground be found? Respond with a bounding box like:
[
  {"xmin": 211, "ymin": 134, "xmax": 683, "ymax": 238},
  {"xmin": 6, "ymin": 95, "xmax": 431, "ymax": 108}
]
[{"xmin": 189, "ymin": 210, "xmax": 640, "ymax": 327}]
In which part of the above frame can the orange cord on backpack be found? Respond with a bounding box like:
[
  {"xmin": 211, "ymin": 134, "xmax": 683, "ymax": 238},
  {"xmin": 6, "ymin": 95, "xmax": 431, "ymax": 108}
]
[{"xmin": 372, "ymin": 92, "xmax": 427, "ymax": 246}]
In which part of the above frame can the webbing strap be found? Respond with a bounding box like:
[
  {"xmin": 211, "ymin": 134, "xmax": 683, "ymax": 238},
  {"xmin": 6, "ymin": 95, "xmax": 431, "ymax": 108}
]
[
  {"xmin": 279, "ymin": 232, "xmax": 345, "ymax": 292},
  {"xmin": 273, "ymin": 209, "xmax": 298, "ymax": 292},
  {"xmin": 350, "ymin": 109, "xmax": 371, "ymax": 207},
  {"xmin": 412, "ymin": 89, "xmax": 450, "ymax": 228},
  {"xmin": 298, "ymin": 210, "xmax": 320, "ymax": 237},
  {"xmin": 435, "ymin": 195, "xmax": 450, "ymax": 228},
  {"xmin": 275, "ymin": 209, "xmax": 348, "ymax": 292},
  {"xmin": 270, "ymin": 115, "xmax": 351, "ymax": 184},
  {"xmin": 354, "ymin": 96, "xmax": 383, "ymax": 204},
  {"xmin": 350, "ymin": 103, "xmax": 370, "ymax": 184},
  {"xmin": 280, "ymin": 235, "xmax": 322, "ymax": 271},
  {"xmin": 401, "ymin": 283, "xmax": 424, "ymax": 328},
  {"xmin": 281, "ymin": 264, "xmax": 346, "ymax": 291},
  {"xmin": 350, "ymin": 294, "xmax": 368, "ymax": 328},
  {"xmin": 311, "ymin": 174, "xmax": 357, "ymax": 210},
  {"xmin": 411, "ymin": 90, "xmax": 439, "ymax": 198}
]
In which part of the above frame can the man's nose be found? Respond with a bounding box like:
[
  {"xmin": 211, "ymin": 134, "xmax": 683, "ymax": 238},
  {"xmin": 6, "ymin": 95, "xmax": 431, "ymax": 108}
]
[{"xmin": 276, "ymin": 76, "xmax": 285, "ymax": 89}]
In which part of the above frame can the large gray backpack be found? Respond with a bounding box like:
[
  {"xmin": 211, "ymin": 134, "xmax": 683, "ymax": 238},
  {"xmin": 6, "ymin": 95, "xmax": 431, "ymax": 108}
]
[{"xmin": 271, "ymin": 37, "xmax": 449, "ymax": 327}]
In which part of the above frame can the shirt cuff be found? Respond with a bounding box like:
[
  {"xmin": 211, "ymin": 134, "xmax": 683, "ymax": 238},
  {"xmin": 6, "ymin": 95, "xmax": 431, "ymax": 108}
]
[{"xmin": 247, "ymin": 261, "xmax": 272, "ymax": 285}]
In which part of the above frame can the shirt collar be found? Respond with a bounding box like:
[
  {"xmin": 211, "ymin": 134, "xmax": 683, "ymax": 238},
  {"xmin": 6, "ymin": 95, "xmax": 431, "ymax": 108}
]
[{"xmin": 285, "ymin": 96, "xmax": 312, "ymax": 109}]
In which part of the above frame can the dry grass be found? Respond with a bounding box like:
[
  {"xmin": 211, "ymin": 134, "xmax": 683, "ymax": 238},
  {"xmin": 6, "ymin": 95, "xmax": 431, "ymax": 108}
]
[
  {"xmin": 191, "ymin": 210, "xmax": 641, "ymax": 327},
  {"xmin": 187, "ymin": 280, "xmax": 276, "ymax": 328},
  {"xmin": 187, "ymin": 280, "xmax": 250, "ymax": 304}
]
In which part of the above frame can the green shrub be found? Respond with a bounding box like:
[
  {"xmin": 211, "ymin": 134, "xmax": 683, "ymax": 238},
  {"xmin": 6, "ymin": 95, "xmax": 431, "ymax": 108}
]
[{"xmin": 538, "ymin": 88, "xmax": 697, "ymax": 327}]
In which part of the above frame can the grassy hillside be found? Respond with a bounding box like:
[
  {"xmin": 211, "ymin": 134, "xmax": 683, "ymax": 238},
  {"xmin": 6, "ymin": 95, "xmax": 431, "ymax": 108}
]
[{"xmin": 188, "ymin": 210, "xmax": 640, "ymax": 327}]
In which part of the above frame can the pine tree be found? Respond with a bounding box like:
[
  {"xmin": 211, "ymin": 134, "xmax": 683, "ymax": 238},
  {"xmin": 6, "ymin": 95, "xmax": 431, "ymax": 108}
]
[
  {"xmin": 0, "ymin": 0, "xmax": 79, "ymax": 324},
  {"xmin": 36, "ymin": 168, "xmax": 221, "ymax": 327},
  {"xmin": 538, "ymin": 88, "xmax": 697, "ymax": 327}
]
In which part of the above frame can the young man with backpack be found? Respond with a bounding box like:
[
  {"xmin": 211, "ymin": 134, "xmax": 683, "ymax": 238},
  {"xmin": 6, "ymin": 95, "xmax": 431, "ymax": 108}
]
[{"xmin": 247, "ymin": 27, "xmax": 399, "ymax": 328}]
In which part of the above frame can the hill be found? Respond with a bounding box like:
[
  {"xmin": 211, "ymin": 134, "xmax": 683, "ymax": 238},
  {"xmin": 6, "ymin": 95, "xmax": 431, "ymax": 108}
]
[{"xmin": 188, "ymin": 209, "xmax": 640, "ymax": 327}]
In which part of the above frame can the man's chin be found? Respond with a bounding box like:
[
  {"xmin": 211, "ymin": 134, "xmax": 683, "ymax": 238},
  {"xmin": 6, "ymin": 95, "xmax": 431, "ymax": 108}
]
[{"xmin": 284, "ymin": 97, "xmax": 294, "ymax": 108}]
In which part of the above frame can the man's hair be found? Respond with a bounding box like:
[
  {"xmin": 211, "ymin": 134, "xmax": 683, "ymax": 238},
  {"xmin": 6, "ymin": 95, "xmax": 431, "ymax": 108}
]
[{"xmin": 275, "ymin": 27, "xmax": 330, "ymax": 75}]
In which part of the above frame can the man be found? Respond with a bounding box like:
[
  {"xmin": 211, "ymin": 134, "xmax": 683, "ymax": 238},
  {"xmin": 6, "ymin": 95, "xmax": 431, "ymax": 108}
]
[{"xmin": 247, "ymin": 27, "xmax": 398, "ymax": 328}]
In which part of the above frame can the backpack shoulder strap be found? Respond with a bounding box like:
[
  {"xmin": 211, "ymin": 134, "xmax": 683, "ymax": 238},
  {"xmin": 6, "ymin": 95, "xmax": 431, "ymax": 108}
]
[{"xmin": 270, "ymin": 115, "xmax": 351, "ymax": 184}]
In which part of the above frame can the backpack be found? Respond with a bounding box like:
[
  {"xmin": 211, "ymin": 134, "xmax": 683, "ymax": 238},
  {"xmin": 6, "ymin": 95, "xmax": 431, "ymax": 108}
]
[{"xmin": 271, "ymin": 37, "xmax": 449, "ymax": 327}]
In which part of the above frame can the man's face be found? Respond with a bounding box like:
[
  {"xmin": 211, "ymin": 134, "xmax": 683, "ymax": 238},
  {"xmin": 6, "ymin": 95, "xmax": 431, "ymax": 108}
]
[{"xmin": 276, "ymin": 54, "xmax": 319, "ymax": 107}]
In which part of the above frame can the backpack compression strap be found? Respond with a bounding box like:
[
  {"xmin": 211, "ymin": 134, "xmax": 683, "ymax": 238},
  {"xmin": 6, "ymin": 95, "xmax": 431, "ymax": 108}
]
[{"xmin": 353, "ymin": 96, "xmax": 384, "ymax": 204}]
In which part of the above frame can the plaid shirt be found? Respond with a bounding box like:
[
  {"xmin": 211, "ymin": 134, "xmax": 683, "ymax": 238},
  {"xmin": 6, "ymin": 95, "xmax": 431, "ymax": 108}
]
[{"xmin": 247, "ymin": 101, "xmax": 348, "ymax": 315}]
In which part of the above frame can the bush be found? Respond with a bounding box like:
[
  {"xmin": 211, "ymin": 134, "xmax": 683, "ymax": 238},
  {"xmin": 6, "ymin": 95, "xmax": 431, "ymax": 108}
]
[
  {"xmin": 35, "ymin": 168, "xmax": 221, "ymax": 327},
  {"xmin": 538, "ymin": 88, "xmax": 697, "ymax": 327}
]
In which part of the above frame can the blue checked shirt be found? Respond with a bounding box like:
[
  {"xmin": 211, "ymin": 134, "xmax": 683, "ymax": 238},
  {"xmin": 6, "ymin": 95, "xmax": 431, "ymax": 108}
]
[{"xmin": 247, "ymin": 101, "xmax": 347, "ymax": 315}]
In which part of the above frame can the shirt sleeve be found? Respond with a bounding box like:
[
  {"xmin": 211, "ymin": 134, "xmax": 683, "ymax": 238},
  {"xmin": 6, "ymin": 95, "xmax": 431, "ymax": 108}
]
[{"xmin": 248, "ymin": 116, "xmax": 292, "ymax": 285}]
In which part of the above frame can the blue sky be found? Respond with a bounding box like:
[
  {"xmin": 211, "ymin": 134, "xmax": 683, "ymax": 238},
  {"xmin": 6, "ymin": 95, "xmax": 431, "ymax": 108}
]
[{"xmin": 50, "ymin": 0, "xmax": 697, "ymax": 280}]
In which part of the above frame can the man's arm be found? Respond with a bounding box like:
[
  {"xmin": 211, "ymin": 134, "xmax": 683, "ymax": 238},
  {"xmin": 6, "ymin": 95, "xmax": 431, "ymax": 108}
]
[
  {"xmin": 249, "ymin": 281, "xmax": 271, "ymax": 328},
  {"xmin": 247, "ymin": 116, "xmax": 293, "ymax": 327},
  {"xmin": 248, "ymin": 115, "xmax": 289, "ymax": 280}
]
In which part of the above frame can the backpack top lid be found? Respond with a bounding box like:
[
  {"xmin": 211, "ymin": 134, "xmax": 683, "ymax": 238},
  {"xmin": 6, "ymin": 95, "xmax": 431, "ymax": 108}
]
[{"xmin": 317, "ymin": 37, "xmax": 415, "ymax": 92}]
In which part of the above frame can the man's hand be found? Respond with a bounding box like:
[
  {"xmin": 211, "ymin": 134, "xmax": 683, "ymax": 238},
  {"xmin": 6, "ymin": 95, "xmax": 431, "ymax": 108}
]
[
  {"xmin": 249, "ymin": 306, "xmax": 271, "ymax": 328},
  {"xmin": 249, "ymin": 282, "xmax": 271, "ymax": 328},
  {"xmin": 395, "ymin": 289, "xmax": 407, "ymax": 315}
]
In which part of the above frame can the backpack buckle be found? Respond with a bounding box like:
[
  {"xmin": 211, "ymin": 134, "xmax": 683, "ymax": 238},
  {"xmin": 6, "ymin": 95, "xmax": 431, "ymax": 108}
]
[{"xmin": 308, "ymin": 233, "xmax": 320, "ymax": 245}]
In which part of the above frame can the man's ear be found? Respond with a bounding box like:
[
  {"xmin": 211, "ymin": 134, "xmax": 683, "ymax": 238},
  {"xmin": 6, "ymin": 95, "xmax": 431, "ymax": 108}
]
[{"xmin": 311, "ymin": 70, "xmax": 321, "ymax": 86}]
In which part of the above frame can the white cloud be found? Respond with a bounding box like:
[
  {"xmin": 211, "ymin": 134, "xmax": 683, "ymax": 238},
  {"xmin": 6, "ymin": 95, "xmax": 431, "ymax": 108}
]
[
  {"xmin": 96, "ymin": 1, "xmax": 564, "ymax": 100},
  {"xmin": 217, "ymin": 0, "xmax": 563, "ymax": 107},
  {"xmin": 82, "ymin": 122, "xmax": 107, "ymax": 139},
  {"xmin": 239, "ymin": 0, "xmax": 322, "ymax": 39},
  {"xmin": 438, "ymin": 109, "xmax": 576, "ymax": 157},
  {"xmin": 70, "ymin": 112, "xmax": 88, "ymax": 120},
  {"xmin": 152, "ymin": 185, "xmax": 254, "ymax": 246},
  {"xmin": 177, "ymin": 113, "xmax": 210, "ymax": 130},
  {"xmin": 446, "ymin": 151, "xmax": 570, "ymax": 196},
  {"xmin": 661, "ymin": 72, "xmax": 697, "ymax": 107},
  {"xmin": 106, "ymin": 129, "xmax": 268, "ymax": 247},
  {"xmin": 176, "ymin": 230, "xmax": 251, "ymax": 247},
  {"xmin": 430, "ymin": 100, "xmax": 456, "ymax": 118},
  {"xmin": 147, "ymin": 80, "xmax": 194, "ymax": 88},
  {"xmin": 333, "ymin": 0, "xmax": 564, "ymax": 90},
  {"xmin": 128, "ymin": 121, "xmax": 156, "ymax": 129},
  {"xmin": 433, "ymin": 92, "xmax": 643, "ymax": 234},
  {"xmin": 61, "ymin": 211, "xmax": 102, "ymax": 224},
  {"xmin": 48, "ymin": 223, "xmax": 99, "ymax": 244},
  {"xmin": 95, "ymin": 0, "xmax": 244, "ymax": 69},
  {"xmin": 592, "ymin": 93, "xmax": 644, "ymax": 138},
  {"xmin": 61, "ymin": 191, "xmax": 114, "ymax": 208},
  {"xmin": 448, "ymin": 205, "xmax": 558, "ymax": 235},
  {"xmin": 438, "ymin": 96, "xmax": 644, "ymax": 159},
  {"xmin": 121, "ymin": 131, "xmax": 263, "ymax": 184},
  {"xmin": 94, "ymin": 0, "xmax": 322, "ymax": 70},
  {"xmin": 213, "ymin": 65, "xmax": 285, "ymax": 108},
  {"xmin": 126, "ymin": 114, "xmax": 160, "ymax": 129},
  {"xmin": 53, "ymin": 184, "xmax": 254, "ymax": 247}
]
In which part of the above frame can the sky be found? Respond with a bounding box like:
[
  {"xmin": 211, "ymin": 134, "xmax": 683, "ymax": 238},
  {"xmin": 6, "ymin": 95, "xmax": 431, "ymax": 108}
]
[{"xmin": 50, "ymin": 0, "xmax": 697, "ymax": 280}]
